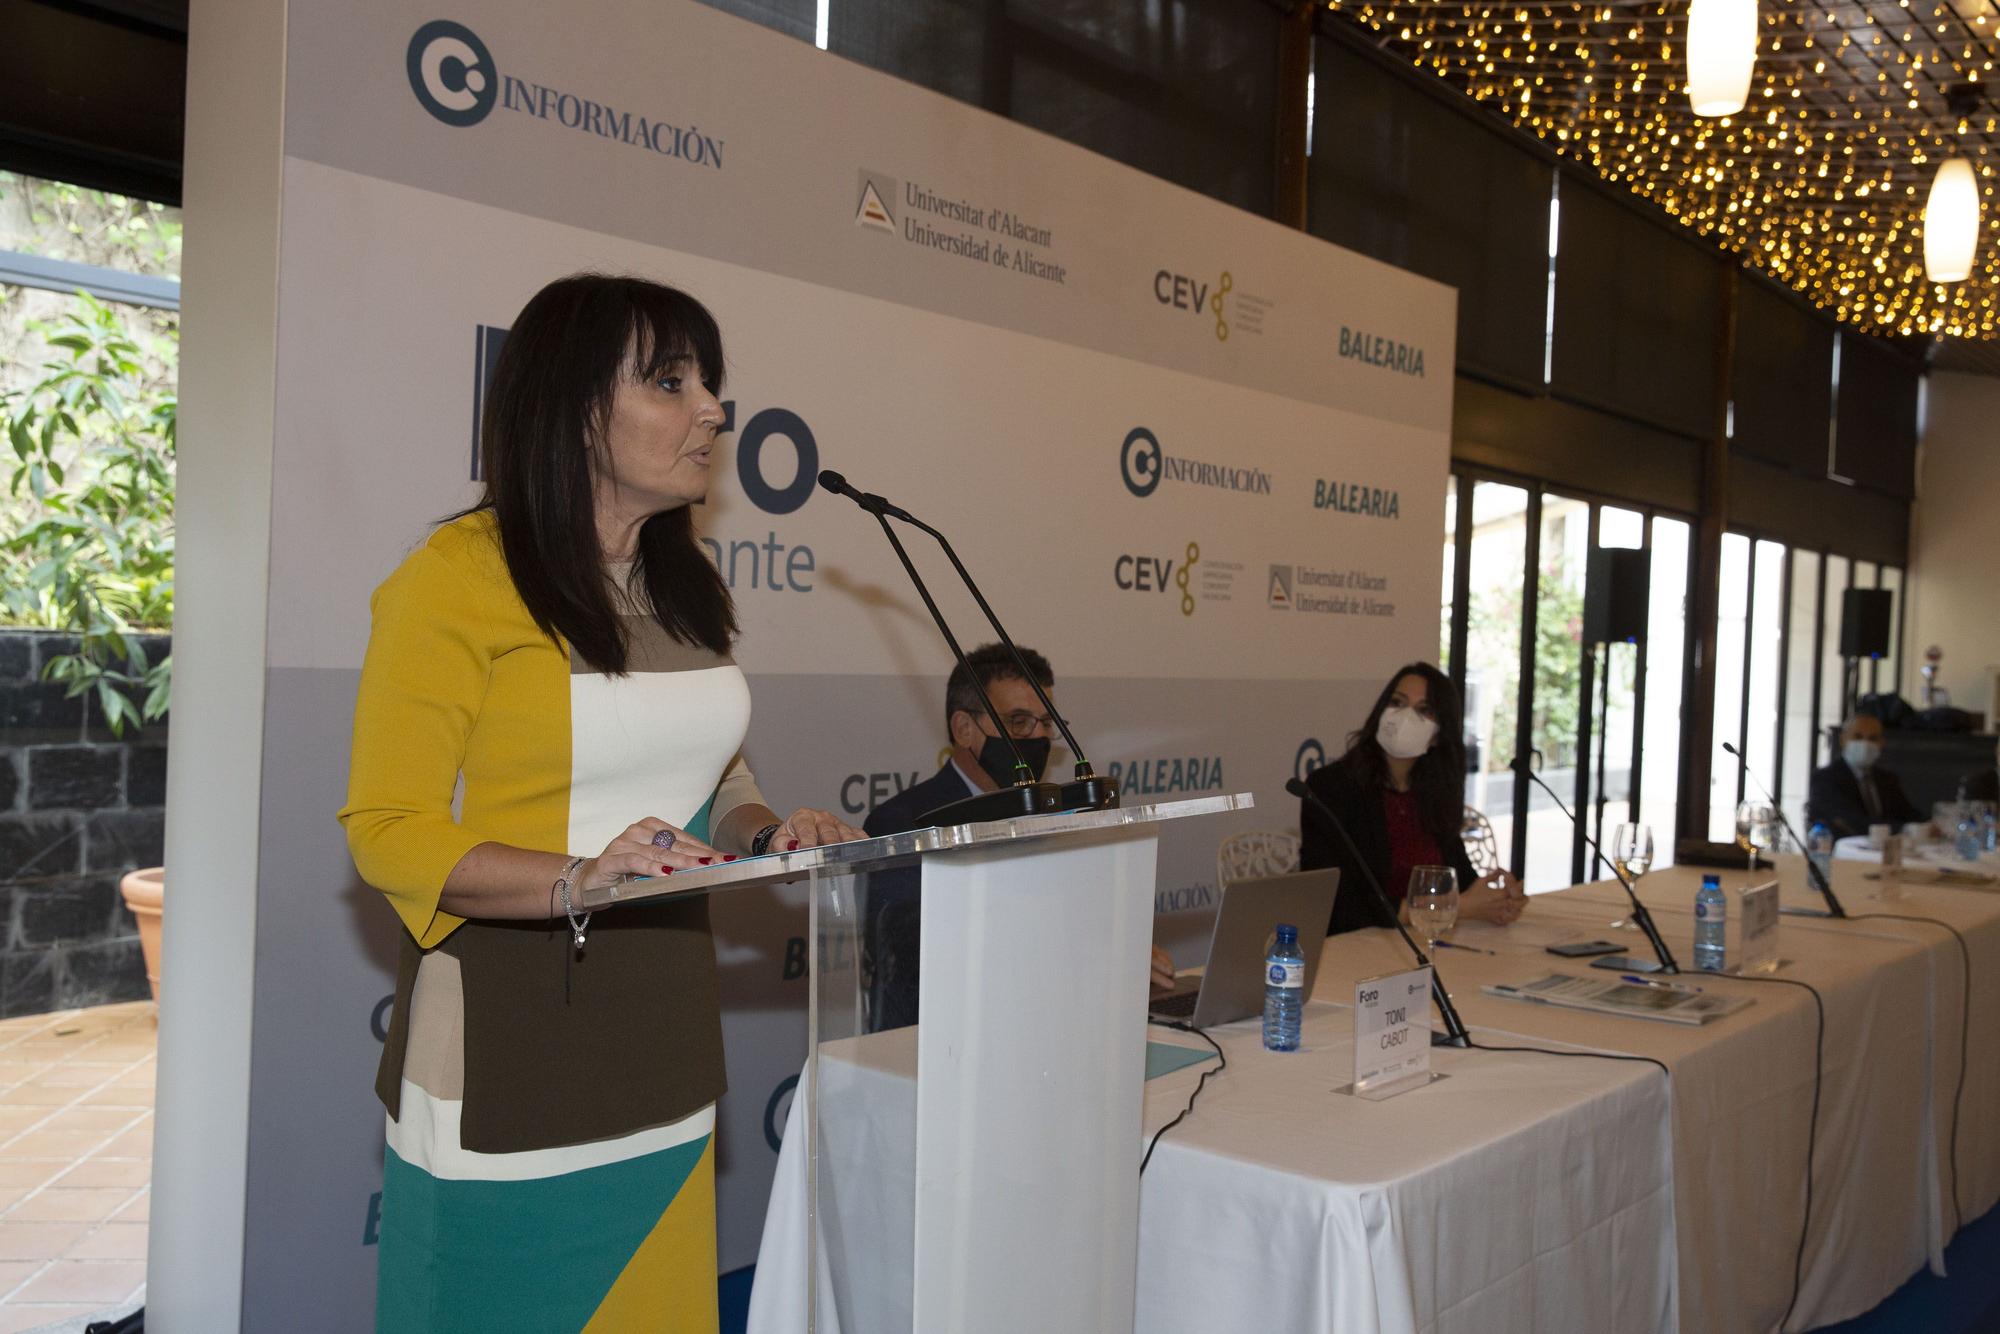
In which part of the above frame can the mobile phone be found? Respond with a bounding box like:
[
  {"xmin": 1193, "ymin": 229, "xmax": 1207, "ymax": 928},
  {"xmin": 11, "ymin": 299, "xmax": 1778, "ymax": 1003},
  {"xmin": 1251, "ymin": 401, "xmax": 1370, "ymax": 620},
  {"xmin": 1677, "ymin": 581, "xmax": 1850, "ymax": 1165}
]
[{"xmin": 1546, "ymin": 939, "xmax": 1626, "ymax": 958}]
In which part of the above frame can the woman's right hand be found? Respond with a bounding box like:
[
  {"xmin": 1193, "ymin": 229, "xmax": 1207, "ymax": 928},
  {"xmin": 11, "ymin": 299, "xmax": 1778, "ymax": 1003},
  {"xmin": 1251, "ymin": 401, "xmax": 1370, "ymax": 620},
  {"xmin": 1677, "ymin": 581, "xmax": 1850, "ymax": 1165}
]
[
  {"xmin": 1456, "ymin": 875, "xmax": 1525, "ymax": 926},
  {"xmin": 576, "ymin": 818, "xmax": 724, "ymax": 894}
]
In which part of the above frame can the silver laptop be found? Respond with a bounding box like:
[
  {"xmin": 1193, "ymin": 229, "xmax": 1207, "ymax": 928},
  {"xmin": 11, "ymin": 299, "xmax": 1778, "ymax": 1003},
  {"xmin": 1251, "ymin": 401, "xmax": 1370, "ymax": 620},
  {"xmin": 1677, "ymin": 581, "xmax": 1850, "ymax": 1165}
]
[{"xmin": 1148, "ymin": 868, "xmax": 1340, "ymax": 1028}]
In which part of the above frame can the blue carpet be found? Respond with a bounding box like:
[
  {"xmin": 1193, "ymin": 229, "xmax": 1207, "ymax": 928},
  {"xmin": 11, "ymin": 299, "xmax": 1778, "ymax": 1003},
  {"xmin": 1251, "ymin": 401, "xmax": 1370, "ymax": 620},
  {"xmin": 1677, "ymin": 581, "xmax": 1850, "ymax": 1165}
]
[
  {"xmin": 720, "ymin": 1264, "xmax": 755, "ymax": 1334},
  {"xmin": 1818, "ymin": 1203, "xmax": 2000, "ymax": 1333}
]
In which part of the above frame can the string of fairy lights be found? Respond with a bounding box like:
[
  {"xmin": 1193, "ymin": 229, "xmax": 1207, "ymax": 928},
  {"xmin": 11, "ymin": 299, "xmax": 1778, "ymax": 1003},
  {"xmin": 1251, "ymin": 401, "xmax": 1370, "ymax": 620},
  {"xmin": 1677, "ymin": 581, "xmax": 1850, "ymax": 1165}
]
[{"xmin": 1323, "ymin": 0, "xmax": 1997, "ymax": 340}]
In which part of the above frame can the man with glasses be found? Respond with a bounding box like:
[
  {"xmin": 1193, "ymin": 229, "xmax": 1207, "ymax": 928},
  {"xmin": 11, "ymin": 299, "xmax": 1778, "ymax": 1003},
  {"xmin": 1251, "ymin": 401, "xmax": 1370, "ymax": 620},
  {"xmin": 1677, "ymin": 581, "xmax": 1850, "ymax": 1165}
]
[{"xmin": 861, "ymin": 644, "xmax": 1173, "ymax": 1030}]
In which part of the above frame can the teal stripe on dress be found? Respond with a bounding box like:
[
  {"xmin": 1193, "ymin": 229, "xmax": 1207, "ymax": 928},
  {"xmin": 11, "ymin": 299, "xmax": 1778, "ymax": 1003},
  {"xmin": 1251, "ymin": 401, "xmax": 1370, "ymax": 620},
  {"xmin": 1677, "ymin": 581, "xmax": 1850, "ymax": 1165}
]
[
  {"xmin": 684, "ymin": 792, "xmax": 715, "ymax": 846},
  {"xmin": 376, "ymin": 1136, "xmax": 708, "ymax": 1334}
]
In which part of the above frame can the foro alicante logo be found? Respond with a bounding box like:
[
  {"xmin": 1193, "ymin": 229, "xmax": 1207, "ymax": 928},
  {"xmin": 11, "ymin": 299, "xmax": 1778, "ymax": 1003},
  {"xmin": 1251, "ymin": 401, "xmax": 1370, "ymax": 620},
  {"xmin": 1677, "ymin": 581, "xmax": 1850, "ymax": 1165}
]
[
  {"xmin": 1117, "ymin": 426, "xmax": 1271, "ymax": 502},
  {"xmin": 407, "ymin": 20, "xmax": 497, "ymax": 127}
]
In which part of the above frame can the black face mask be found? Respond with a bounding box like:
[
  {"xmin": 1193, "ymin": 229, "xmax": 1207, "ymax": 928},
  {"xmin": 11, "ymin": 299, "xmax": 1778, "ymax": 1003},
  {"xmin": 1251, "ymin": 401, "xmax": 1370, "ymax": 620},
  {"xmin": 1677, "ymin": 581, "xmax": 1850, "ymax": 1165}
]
[{"xmin": 976, "ymin": 732, "xmax": 1052, "ymax": 786}]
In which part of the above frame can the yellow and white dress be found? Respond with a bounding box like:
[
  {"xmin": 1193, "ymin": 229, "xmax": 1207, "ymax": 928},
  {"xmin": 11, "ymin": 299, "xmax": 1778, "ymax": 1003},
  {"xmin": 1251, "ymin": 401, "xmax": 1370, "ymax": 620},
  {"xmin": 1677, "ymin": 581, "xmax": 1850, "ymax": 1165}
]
[{"xmin": 340, "ymin": 510, "xmax": 760, "ymax": 1333}]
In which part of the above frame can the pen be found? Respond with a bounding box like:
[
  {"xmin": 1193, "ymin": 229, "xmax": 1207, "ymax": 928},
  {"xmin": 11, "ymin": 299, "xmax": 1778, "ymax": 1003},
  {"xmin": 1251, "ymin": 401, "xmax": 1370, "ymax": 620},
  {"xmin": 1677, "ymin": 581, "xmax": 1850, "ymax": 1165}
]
[
  {"xmin": 1433, "ymin": 939, "xmax": 1497, "ymax": 955},
  {"xmin": 1621, "ymin": 974, "xmax": 1702, "ymax": 993}
]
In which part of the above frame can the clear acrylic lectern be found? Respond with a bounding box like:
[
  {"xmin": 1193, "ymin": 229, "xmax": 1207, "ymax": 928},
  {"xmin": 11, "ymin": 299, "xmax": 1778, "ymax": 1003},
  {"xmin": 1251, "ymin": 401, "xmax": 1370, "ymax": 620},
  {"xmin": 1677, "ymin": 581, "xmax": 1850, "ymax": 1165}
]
[{"xmin": 578, "ymin": 793, "xmax": 1252, "ymax": 1334}]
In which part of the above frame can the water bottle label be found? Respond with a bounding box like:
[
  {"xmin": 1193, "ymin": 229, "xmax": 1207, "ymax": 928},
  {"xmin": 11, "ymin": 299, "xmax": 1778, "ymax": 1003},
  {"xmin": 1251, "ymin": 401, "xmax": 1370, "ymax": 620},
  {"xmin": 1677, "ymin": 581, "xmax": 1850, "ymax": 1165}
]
[
  {"xmin": 1694, "ymin": 902, "xmax": 1708, "ymax": 919},
  {"xmin": 1267, "ymin": 960, "xmax": 1303, "ymax": 989}
]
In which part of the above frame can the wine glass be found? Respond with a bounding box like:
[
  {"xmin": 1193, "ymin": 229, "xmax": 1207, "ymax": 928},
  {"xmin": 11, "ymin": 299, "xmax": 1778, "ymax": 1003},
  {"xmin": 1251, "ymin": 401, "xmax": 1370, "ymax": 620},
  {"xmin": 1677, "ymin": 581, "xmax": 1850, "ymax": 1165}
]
[
  {"xmin": 1609, "ymin": 823, "xmax": 1654, "ymax": 931},
  {"xmin": 1734, "ymin": 801, "xmax": 1778, "ymax": 879},
  {"xmin": 1406, "ymin": 865, "xmax": 1459, "ymax": 956}
]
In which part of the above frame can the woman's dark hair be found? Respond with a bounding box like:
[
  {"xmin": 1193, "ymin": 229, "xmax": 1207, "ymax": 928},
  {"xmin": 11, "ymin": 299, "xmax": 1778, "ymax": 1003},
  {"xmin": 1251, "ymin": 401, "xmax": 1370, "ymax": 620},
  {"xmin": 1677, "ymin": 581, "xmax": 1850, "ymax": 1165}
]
[
  {"xmin": 471, "ymin": 273, "xmax": 736, "ymax": 671},
  {"xmin": 1337, "ymin": 661, "xmax": 1467, "ymax": 846}
]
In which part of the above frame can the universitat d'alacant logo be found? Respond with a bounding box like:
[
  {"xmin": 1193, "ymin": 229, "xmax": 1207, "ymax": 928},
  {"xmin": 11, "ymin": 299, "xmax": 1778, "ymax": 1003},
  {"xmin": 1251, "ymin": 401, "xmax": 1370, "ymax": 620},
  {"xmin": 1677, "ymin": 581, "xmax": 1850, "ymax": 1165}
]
[{"xmin": 407, "ymin": 20, "xmax": 498, "ymax": 127}]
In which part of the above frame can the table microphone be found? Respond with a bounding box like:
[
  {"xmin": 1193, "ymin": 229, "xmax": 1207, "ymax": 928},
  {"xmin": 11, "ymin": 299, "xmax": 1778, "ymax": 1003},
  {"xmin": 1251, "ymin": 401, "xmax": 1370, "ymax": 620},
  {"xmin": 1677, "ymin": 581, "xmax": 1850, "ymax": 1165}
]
[
  {"xmin": 1510, "ymin": 754, "xmax": 1680, "ymax": 974},
  {"xmin": 819, "ymin": 469, "xmax": 1116, "ymax": 813},
  {"xmin": 815, "ymin": 473, "xmax": 1062, "ymax": 826},
  {"xmin": 1720, "ymin": 742, "xmax": 1848, "ymax": 918},
  {"xmin": 1285, "ymin": 777, "xmax": 1470, "ymax": 1048}
]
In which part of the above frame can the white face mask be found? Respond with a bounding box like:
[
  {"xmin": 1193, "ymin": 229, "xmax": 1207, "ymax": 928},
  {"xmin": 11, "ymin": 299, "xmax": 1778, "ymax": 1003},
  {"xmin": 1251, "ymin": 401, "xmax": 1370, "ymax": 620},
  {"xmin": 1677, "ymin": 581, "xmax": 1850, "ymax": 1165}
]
[
  {"xmin": 1377, "ymin": 706, "xmax": 1440, "ymax": 760},
  {"xmin": 1844, "ymin": 739, "xmax": 1881, "ymax": 771}
]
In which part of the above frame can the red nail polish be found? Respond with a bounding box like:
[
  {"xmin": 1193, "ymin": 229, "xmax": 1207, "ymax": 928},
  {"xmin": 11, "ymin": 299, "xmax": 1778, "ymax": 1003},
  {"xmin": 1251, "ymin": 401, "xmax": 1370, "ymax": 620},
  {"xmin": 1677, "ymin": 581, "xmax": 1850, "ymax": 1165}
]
[
  {"xmin": 662, "ymin": 866, "xmax": 675, "ymax": 874},
  {"xmin": 787, "ymin": 839, "xmax": 800, "ymax": 851},
  {"xmin": 698, "ymin": 857, "xmax": 713, "ymax": 865},
  {"xmin": 724, "ymin": 854, "xmax": 738, "ymax": 862}
]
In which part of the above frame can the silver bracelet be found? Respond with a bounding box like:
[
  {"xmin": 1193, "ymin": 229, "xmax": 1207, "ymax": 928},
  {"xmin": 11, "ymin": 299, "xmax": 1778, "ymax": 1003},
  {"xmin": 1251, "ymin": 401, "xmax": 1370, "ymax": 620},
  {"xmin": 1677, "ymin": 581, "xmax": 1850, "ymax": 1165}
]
[{"xmin": 555, "ymin": 856, "xmax": 590, "ymax": 950}]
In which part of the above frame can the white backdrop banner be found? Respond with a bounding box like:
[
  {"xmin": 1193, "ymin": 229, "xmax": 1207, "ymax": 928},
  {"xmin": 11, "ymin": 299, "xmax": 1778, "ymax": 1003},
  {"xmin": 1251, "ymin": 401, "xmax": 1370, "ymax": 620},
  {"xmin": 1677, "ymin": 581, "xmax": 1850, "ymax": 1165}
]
[{"xmin": 234, "ymin": 1, "xmax": 1456, "ymax": 1326}]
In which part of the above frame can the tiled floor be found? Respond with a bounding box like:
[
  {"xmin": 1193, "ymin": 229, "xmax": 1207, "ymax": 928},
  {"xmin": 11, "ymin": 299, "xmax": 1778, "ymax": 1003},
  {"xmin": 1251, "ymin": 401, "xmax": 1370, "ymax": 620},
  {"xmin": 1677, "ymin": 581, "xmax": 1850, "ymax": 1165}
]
[{"xmin": 0, "ymin": 1003, "xmax": 153, "ymax": 1334}]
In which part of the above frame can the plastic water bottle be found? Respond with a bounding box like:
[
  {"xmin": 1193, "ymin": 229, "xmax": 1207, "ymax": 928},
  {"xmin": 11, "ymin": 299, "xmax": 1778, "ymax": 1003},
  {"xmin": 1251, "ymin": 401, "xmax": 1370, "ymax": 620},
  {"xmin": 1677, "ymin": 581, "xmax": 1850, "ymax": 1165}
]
[
  {"xmin": 1957, "ymin": 808, "xmax": 1984, "ymax": 862},
  {"xmin": 1263, "ymin": 924, "xmax": 1304, "ymax": 1052},
  {"xmin": 1806, "ymin": 822, "xmax": 1835, "ymax": 893},
  {"xmin": 1983, "ymin": 807, "xmax": 1997, "ymax": 854},
  {"xmin": 1693, "ymin": 874, "xmax": 1727, "ymax": 973}
]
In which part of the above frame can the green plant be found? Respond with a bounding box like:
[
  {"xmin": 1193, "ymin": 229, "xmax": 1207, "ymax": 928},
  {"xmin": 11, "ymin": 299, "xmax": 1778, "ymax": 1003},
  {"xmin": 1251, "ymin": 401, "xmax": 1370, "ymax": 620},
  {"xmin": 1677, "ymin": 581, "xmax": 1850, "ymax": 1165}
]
[{"xmin": 2, "ymin": 290, "xmax": 175, "ymax": 735}]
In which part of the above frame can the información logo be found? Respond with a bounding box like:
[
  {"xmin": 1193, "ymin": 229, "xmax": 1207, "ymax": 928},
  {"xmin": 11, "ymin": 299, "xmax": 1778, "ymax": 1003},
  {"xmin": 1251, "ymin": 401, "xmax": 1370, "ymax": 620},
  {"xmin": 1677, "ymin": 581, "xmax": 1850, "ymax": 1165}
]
[
  {"xmin": 406, "ymin": 19, "xmax": 726, "ymax": 169},
  {"xmin": 407, "ymin": 20, "xmax": 497, "ymax": 127},
  {"xmin": 1119, "ymin": 426, "xmax": 1271, "ymax": 502}
]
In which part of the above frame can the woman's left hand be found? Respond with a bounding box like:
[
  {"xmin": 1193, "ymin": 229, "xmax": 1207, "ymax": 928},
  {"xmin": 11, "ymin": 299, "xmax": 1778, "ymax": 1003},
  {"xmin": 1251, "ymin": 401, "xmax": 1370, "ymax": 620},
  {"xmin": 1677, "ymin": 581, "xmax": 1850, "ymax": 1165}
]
[{"xmin": 776, "ymin": 807, "xmax": 865, "ymax": 851}]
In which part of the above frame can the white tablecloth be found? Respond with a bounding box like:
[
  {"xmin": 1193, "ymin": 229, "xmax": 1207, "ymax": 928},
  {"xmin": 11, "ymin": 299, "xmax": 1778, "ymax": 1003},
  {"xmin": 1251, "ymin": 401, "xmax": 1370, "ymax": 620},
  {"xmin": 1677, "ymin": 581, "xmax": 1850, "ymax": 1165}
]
[
  {"xmin": 747, "ymin": 972, "xmax": 1678, "ymax": 1333},
  {"xmin": 745, "ymin": 856, "xmax": 2000, "ymax": 1334}
]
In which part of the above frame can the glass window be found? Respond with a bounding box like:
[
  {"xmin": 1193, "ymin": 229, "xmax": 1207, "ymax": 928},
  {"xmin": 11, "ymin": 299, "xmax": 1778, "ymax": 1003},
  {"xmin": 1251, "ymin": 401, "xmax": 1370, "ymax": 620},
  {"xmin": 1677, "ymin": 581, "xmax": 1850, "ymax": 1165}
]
[
  {"xmin": 1441, "ymin": 475, "xmax": 1457, "ymax": 669},
  {"xmin": 1818, "ymin": 554, "xmax": 1852, "ymax": 767},
  {"xmin": 1741, "ymin": 539, "xmax": 1787, "ymax": 813},
  {"xmin": 1781, "ymin": 549, "xmax": 1822, "ymax": 833},
  {"xmin": 1598, "ymin": 506, "xmax": 1644, "ymax": 549},
  {"xmin": 1524, "ymin": 494, "xmax": 1590, "ymax": 891},
  {"xmin": 1638, "ymin": 517, "xmax": 1689, "ymax": 867},
  {"xmin": 1708, "ymin": 533, "xmax": 1752, "ymax": 841},
  {"xmin": 1463, "ymin": 481, "xmax": 1531, "ymax": 874}
]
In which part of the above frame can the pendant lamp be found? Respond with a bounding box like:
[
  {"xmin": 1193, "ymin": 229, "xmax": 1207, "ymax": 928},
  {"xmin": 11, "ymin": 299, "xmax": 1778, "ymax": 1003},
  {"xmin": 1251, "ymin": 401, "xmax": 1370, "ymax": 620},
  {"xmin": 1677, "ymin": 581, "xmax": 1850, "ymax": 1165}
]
[
  {"xmin": 1924, "ymin": 157, "xmax": 1980, "ymax": 284},
  {"xmin": 1686, "ymin": 0, "xmax": 1757, "ymax": 118}
]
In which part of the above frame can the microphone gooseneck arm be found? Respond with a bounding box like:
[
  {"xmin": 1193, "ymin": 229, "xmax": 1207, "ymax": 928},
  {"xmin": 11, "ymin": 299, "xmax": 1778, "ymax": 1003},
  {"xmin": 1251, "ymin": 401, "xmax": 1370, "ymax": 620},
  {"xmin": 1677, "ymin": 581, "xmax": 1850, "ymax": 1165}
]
[
  {"xmin": 820, "ymin": 470, "xmax": 1096, "ymax": 783},
  {"xmin": 1512, "ymin": 754, "xmax": 1680, "ymax": 974},
  {"xmin": 1721, "ymin": 741, "xmax": 1848, "ymax": 918},
  {"xmin": 1286, "ymin": 776, "xmax": 1471, "ymax": 1048},
  {"xmin": 820, "ymin": 473, "xmax": 1037, "ymax": 788}
]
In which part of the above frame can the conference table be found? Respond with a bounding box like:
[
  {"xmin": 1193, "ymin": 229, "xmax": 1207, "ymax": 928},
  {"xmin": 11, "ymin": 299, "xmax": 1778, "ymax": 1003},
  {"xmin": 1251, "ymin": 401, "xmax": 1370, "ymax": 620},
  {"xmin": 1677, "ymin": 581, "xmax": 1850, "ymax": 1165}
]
[{"xmin": 746, "ymin": 854, "xmax": 2000, "ymax": 1334}]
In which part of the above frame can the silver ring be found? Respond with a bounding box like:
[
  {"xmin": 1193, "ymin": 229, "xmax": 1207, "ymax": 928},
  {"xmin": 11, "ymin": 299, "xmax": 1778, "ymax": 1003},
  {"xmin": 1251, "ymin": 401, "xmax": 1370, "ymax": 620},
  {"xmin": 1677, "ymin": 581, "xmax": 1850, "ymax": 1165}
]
[{"xmin": 651, "ymin": 830, "xmax": 677, "ymax": 851}]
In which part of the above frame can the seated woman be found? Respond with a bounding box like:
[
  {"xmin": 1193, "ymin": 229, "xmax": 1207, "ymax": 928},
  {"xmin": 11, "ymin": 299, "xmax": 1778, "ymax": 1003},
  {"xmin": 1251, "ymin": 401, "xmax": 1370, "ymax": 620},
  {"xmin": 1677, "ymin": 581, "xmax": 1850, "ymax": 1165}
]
[{"xmin": 1300, "ymin": 661, "xmax": 1527, "ymax": 935}]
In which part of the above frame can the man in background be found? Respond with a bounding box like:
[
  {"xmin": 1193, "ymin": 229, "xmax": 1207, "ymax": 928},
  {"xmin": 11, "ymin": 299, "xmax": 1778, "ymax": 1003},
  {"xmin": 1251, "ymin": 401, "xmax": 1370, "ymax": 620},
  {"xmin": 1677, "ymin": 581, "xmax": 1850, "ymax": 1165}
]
[
  {"xmin": 863, "ymin": 644, "xmax": 1174, "ymax": 1030},
  {"xmin": 1807, "ymin": 712, "xmax": 1924, "ymax": 838}
]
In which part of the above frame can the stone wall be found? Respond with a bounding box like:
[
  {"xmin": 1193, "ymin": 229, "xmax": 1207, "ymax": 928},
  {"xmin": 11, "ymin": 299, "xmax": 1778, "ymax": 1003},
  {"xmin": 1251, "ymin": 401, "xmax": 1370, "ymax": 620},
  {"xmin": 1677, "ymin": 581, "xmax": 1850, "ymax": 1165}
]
[{"xmin": 0, "ymin": 629, "xmax": 165, "ymax": 1016}]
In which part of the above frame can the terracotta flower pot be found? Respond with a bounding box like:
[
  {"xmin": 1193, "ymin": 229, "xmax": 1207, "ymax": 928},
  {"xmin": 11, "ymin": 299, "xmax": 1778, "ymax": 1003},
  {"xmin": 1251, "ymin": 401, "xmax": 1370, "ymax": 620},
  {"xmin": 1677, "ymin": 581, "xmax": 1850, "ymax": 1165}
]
[{"xmin": 119, "ymin": 867, "xmax": 164, "ymax": 1004}]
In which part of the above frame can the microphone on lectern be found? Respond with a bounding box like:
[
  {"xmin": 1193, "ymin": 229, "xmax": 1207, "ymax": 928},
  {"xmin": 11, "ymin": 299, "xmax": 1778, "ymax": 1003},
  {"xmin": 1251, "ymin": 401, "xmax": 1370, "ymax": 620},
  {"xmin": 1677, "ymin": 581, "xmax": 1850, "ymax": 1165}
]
[
  {"xmin": 817, "ymin": 469, "xmax": 1116, "ymax": 814},
  {"xmin": 815, "ymin": 472, "xmax": 1060, "ymax": 826}
]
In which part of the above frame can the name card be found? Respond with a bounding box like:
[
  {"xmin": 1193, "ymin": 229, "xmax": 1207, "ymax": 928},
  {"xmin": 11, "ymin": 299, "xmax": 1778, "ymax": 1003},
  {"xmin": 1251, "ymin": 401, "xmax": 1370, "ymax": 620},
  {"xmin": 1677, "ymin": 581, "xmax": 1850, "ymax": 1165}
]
[
  {"xmin": 1733, "ymin": 878, "xmax": 1781, "ymax": 974},
  {"xmin": 1351, "ymin": 966, "xmax": 1433, "ymax": 1100}
]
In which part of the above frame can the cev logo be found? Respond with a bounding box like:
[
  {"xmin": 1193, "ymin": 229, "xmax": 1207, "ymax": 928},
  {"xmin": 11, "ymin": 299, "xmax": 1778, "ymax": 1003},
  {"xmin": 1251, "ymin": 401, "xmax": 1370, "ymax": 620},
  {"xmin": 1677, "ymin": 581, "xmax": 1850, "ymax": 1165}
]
[
  {"xmin": 1151, "ymin": 270, "xmax": 1232, "ymax": 342},
  {"xmin": 1294, "ymin": 737, "xmax": 1326, "ymax": 784},
  {"xmin": 1120, "ymin": 427, "xmax": 1161, "ymax": 498},
  {"xmin": 407, "ymin": 20, "xmax": 497, "ymax": 127}
]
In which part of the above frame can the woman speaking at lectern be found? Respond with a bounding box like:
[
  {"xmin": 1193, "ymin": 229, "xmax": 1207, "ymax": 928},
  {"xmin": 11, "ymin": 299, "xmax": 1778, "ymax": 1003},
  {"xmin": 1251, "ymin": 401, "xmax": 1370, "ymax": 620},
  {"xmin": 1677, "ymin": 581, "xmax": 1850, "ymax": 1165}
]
[{"xmin": 340, "ymin": 274, "xmax": 860, "ymax": 1331}]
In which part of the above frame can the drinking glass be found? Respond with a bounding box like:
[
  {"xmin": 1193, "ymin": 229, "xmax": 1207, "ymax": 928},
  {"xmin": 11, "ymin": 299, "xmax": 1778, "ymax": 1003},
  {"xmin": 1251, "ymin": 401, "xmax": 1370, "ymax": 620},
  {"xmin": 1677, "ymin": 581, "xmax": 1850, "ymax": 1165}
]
[
  {"xmin": 1406, "ymin": 865, "xmax": 1459, "ymax": 954},
  {"xmin": 1608, "ymin": 823, "xmax": 1654, "ymax": 931},
  {"xmin": 1734, "ymin": 801, "xmax": 1778, "ymax": 878}
]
